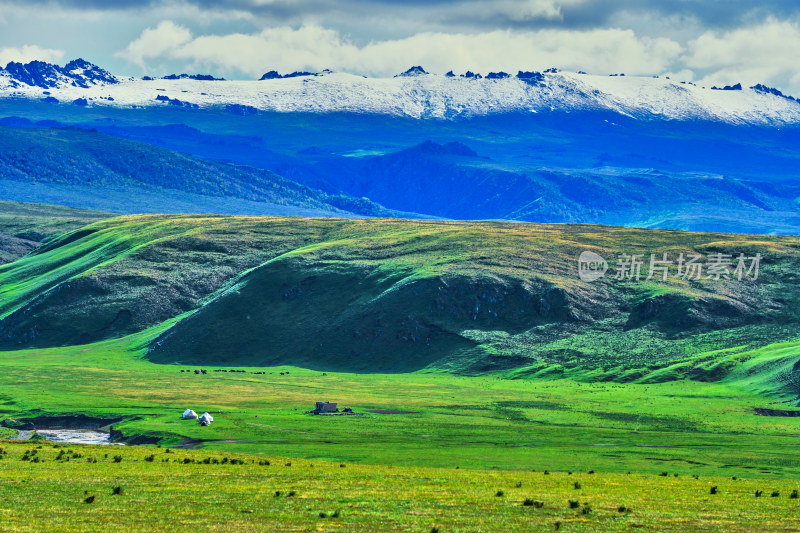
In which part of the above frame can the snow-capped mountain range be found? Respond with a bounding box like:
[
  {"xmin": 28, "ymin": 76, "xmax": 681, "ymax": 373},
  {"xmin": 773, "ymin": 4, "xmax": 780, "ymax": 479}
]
[{"xmin": 1, "ymin": 60, "xmax": 800, "ymax": 125}]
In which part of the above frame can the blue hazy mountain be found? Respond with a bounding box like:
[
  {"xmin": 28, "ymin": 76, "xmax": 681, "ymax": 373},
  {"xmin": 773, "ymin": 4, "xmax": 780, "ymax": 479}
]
[
  {"xmin": 0, "ymin": 59, "xmax": 799, "ymax": 233},
  {"xmin": 0, "ymin": 121, "xmax": 411, "ymax": 218}
]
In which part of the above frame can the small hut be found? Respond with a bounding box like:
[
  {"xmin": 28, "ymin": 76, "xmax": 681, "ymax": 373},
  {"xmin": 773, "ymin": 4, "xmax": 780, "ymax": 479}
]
[
  {"xmin": 313, "ymin": 402, "xmax": 338, "ymax": 414},
  {"xmin": 198, "ymin": 412, "xmax": 214, "ymax": 426},
  {"xmin": 182, "ymin": 409, "xmax": 198, "ymax": 419}
]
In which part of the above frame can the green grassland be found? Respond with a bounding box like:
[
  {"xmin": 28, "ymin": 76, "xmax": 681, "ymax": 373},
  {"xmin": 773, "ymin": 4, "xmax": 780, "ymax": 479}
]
[
  {"xmin": 2, "ymin": 334, "xmax": 800, "ymax": 531},
  {"xmin": 4, "ymin": 440, "xmax": 800, "ymax": 533},
  {"xmin": 1, "ymin": 332, "xmax": 800, "ymax": 479},
  {"xmin": 2, "ymin": 208, "xmax": 800, "ymax": 530}
]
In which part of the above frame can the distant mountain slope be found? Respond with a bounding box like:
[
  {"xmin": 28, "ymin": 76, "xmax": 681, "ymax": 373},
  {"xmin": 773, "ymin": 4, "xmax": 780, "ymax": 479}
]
[
  {"xmin": 312, "ymin": 140, "xmax": 800, "ymax": 231},
  {"xmin": 1, "ymin": 105, "xmax": 798, "ymax": 233},
  {"xmin": 2, "ymin": 59, "xmax": 800, "ymax": 124},
  {"xmin": 2, "ymin": 64, "xmax": 799, "ymax": 233},
  {"xmin": 0, "ymin": 201, "xmax": 111, "ymax": 264},
  {"xmin": 2, "ymin": 213, "xmax": 799, "ymax": 388},
  {"xmin": 0, "ymin": 124, "xmax": 404, "ymax": 218}
]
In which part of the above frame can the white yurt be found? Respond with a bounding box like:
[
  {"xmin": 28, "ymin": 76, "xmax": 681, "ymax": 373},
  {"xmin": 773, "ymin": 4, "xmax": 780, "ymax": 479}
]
[
  {"xmin": 182, "ymin": 409, "xmax": 198, "ymax": 419},
  {"xmin": 198, "ymin": 412, "xmax": 213, "ymax": 426}
]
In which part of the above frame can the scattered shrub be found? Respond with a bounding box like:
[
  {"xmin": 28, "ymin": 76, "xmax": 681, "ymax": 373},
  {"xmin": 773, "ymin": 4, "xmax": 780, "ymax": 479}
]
[
  {"xmin": 568, "ymin": 500, "xmax": 579, "ymax": 509},
  {"xmin": 522, "ymin": 499, "xmax": 544, "ymax": 508},
  {"xmin": 112, "ymin": 486, "xmax": 123, "ymax": 495}
]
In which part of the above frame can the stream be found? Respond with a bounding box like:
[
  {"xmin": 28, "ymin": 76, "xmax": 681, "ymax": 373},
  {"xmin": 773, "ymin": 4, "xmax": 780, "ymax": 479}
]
[{"xmin": 34, "ymin": 429, "xmax": 122, "ymax": 445}]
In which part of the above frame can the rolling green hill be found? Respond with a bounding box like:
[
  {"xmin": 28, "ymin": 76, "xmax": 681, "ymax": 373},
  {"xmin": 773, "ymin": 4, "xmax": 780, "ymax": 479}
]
[
  {"xmin": 2, "ymin": 211, "xmax": 799, "ymax": 392},
  {"xmin": 0, "ymin": 200, "xmax": 111, "ymax": 264}
]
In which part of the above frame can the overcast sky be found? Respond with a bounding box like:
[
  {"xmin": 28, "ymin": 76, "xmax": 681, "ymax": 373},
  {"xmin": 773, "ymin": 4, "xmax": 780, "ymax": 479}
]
[{"xmin": 1, "ymin": 0, "xmax": 799, "ymax": 92}]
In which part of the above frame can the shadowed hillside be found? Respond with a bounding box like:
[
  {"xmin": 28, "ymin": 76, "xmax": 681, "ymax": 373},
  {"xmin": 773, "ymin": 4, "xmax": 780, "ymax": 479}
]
[
  {"xmin": 2, "ymin": 212, "xmax": 799, "ymax": 386},
  {"xmin": 0, "ymin": 125, "xmax": 406, "ymax": 218}
]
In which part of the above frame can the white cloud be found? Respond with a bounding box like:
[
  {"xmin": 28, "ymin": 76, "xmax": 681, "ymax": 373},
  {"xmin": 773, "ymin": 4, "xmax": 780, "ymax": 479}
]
[
  {"xmin": 112, "ymin": 17, "xmax": 800, "ymax": 94},
  {"xmin": 0, "ymin": 45, "xmax": 65, "ymax": 66},
  {"xmin": 116, "ymin": 22, "xmax": 684, "ymax": 78},
  {"xmin": 116, "ymin": 20, "xmax": 193, "ymax": 68},
  {"xmin": 686, "ymin": 19, "xmax": 800, "ymax": 91}
]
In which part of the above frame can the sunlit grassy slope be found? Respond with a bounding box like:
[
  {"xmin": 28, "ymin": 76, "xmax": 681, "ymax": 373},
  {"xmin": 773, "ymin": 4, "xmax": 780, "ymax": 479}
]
[
  {"xmin": 1, "ymin": 213, "xmax": 799, "ymax": 383},
  {"xmin": 0, "ymin": 200, "xmax": 111, "ymax": 265}
]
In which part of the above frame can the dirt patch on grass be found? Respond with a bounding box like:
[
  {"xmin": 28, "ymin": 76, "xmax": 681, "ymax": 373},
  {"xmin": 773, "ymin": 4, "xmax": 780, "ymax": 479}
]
[
  {"xmin": 366, "ymin": 410, "xmax": 420, "ymax": 415},
  {"xmin": 2, "ymin": 414, "xmax": 125, "ymax": 430}
]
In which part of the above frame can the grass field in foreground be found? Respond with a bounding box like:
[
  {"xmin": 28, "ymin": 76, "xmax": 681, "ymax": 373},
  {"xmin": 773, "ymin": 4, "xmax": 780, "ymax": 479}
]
[{"xmin": 2, "ymin": 440, "xmax": 800, "ymax": 532}]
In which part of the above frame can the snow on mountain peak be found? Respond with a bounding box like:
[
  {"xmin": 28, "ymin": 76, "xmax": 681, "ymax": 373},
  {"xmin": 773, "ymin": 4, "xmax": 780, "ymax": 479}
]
[
  {"xmin": 1, "ymin": 61, "xmax": 799, "ymax": 125},
  {"xmin": 0, "ymin": 58, "xmax": 117, "ymax": 90},
  {"xmin": 259, "ymin": 70, "xmax": 320, "ymax": 80},
  {"xmin": 395, "ymin": 66, "xmax": 428, "ymax": 77}
]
